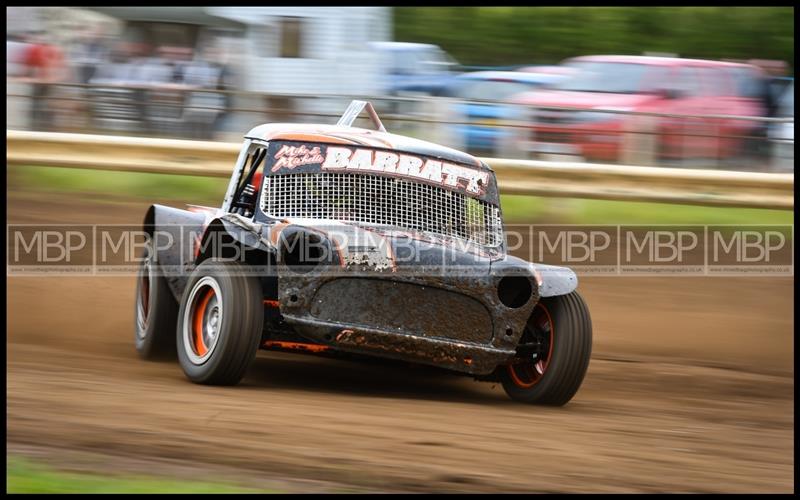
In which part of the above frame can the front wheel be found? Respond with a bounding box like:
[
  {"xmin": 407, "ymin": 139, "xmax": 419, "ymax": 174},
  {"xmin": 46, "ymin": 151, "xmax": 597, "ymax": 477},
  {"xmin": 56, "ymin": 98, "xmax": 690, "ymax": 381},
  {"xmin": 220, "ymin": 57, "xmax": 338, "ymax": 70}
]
[
  {"xmin": 499, "ymin": 291, "xmax": 592, "ymax": 405},
  {"xmin": 176, "ymin": 259, "xmax": 264, "ymax": 385}
]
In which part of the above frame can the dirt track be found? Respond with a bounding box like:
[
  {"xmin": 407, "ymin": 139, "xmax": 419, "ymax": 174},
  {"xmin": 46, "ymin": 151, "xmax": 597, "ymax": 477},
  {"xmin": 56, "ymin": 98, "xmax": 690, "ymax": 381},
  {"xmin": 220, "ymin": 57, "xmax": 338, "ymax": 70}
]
[{"xmin": 6, "ymin": 193, "xmax": 794, "ymax": 492}]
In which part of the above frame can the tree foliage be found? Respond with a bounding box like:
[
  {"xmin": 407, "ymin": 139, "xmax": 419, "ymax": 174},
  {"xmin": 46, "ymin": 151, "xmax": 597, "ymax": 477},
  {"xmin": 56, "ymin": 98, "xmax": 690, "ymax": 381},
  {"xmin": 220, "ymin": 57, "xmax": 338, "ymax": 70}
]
[{"xmin": 394, "ymin": 7, "xmax": 794, "ymax": 70}]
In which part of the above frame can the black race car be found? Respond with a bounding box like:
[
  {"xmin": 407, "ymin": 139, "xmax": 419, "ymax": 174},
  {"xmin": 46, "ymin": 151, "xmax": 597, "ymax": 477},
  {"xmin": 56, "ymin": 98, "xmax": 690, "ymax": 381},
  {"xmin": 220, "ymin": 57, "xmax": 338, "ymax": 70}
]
[{"xmin": 135, "ymin": 101, "xmax": 592, "ymax": 405}]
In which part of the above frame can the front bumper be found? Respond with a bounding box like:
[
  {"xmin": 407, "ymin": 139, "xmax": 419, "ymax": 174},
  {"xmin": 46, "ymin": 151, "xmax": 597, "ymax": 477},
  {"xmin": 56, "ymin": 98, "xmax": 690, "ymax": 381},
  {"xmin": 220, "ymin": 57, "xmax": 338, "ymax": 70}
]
[
  {"xmin": 527, "ymin": 123, "xmax": 622, "ymax": 162},
  {"xmin": 277, "ymin": 269, "xmax": 539, "ymax": 376}
]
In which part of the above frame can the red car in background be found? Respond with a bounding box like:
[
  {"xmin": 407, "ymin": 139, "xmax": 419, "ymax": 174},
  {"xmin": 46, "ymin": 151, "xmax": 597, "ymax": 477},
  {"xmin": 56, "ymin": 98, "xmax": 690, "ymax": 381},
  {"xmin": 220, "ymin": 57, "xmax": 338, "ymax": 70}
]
[{"xmin": 513, "ymin": 55, "xmax": 768, "ymax": 164}]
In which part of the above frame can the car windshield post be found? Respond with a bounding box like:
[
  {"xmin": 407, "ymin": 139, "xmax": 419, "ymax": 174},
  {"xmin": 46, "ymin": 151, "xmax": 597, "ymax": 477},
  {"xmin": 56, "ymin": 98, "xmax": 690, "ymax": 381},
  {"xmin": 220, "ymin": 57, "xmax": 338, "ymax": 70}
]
[
  {"xmin": 221, "ymin": 139, "xmax": 254, "ymax": 212},
  {"xmin": 236, "ymin": 147, "xmax": 267, "ymax": 196}
]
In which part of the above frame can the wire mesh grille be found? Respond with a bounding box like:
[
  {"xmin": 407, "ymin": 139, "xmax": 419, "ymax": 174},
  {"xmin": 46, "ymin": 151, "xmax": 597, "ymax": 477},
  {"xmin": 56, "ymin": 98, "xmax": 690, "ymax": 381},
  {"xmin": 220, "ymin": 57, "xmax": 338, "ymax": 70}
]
[{"xmin": 261, "ymin": 173, "xmax": 503, "ymax": 248}]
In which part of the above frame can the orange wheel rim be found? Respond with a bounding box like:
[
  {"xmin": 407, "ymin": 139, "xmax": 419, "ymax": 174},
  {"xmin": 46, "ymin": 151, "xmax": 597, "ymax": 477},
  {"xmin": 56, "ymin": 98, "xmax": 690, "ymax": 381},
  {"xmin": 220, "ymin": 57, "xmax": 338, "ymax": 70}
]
[
  {"xmin": 508, "ymin": 302, "xmax": 554, "ymax": 389},
  {"xmin": 192, "ymin": 287, "xmax": 215, "ymax": 356}
]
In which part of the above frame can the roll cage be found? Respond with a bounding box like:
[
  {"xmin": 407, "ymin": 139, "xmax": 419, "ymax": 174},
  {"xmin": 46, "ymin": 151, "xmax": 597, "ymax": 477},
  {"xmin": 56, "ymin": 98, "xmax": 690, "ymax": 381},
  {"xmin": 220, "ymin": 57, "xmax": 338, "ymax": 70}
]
[{"xmin": 223, "ymin": 101, "xmax": 386, "ymax": 216}]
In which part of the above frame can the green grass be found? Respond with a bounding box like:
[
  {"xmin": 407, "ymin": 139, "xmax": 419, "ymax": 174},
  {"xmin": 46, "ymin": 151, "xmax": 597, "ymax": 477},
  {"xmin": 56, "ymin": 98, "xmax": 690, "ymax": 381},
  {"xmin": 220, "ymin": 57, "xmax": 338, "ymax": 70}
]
[
  {"xmin": 9, "ymin": 165, "xmax": 793, "ymax": 226},
  {"xmin": 11, "ymin": 165, "xmax": 227, "ymax": 205},
  {"xmin": 6, "ymin": 456, "xmax": 261, "ymax": 494},
  {"xmin": 500, "ymin": 194, "xmax": 794, "ymax": 226}
]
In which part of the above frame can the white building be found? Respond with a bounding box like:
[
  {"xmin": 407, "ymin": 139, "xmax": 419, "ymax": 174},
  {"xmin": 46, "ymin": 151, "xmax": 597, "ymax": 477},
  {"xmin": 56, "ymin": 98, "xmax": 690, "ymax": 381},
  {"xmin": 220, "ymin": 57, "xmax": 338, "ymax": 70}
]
[
  {"xmin": 209, "ymin": 7, "xmax": 390, "ymax": 96},
  {"xmin": 90, "ymin": 7, "xmax": 391, "ymax": 97}
]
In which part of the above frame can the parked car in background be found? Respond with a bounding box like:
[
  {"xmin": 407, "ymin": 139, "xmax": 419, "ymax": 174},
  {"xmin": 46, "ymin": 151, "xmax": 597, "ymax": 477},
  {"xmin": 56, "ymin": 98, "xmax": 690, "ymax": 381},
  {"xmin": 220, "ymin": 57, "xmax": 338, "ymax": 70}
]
[
  {"xmin": 440, "ymin": 70, "xmax": 567, "ymax": 157},
  {"xmin": 517, "ymin": 65, "xmax": 578, "ymax": 78},
  {"xmin": 370, "ymin": 41, "xmax": 460, "ymax": 97},
  {"xmin": 766, "ymin": 76, "xmax": 793, "ymax": 117},
  {"xmin": 769, "ymin": 80, "xmax": 794, "ymax": 172},
  {"xmin": 513, "ymin": 55, "xmax": 768, "ymax": 165}
]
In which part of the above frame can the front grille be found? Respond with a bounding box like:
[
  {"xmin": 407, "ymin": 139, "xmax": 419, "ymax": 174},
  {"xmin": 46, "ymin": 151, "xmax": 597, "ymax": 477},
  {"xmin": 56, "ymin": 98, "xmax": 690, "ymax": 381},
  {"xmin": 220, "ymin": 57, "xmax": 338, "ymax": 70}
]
[
  {"xmin": 261, "ymin": 173, "xmax": 503, "ymax": 248},
  {"xmin": 311, "ymin": 278, "xmax": 493, "ymax": 343}
]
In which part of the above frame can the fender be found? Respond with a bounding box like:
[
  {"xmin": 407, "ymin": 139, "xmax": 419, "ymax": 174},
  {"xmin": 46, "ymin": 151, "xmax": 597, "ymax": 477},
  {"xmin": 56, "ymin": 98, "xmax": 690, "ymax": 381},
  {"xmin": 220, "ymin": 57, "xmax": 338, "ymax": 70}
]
[
  {"xmin": 489, "ymin": 255, "xmax": 578, "ymax": 298},
  {"xmin": 144, "ymin": 206, "xmax": 279, "ymax": 300},
  {"xmin": 195, "ymin": 213, "xmax": 276, "ymax": 266},
  {"xmin": 143, "ymin": 204, "xmax": 208, "ymax": 301},
  {"xmin": 533, "ymin": 263, "xmax": 579, "ymax": 297}
]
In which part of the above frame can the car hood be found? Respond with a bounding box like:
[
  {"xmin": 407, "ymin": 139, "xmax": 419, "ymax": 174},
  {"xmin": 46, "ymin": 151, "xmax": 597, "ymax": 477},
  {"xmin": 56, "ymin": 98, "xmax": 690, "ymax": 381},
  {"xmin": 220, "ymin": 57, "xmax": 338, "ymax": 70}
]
[{"xmin": 513, "ymin": 90, "xmax": 658, "ymax": 110}]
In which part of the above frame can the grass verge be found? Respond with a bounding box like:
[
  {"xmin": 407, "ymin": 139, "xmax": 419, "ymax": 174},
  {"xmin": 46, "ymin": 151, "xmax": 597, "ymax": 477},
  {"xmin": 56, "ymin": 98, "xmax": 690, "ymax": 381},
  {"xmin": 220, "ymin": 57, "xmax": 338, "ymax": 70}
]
[
  {"xmin": 9, "ymin": 165, "xmax": 793, "ymax": 226},
  {"xmin": 500, "ymin": 194, "xmax": 793, "ymax": 226},
  {"xmin": 10, "ymin": 165, "xmax": 227, "ymax": 205},
  {"xmin": 6, "ymin": 456, "xmax": 261, "ymax": 493}
]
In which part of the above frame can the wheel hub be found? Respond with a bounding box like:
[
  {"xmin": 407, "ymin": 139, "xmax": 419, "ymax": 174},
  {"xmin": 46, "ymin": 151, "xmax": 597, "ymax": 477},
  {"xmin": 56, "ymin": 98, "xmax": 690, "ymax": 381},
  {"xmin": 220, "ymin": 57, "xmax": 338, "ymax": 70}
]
[
  {"xmin": 205, "ymin": 303, "xmax": 220, "ymax": 344},
  {"xmin": 183, "ymin": 277, "xmax": 224, "ymax": 365},
  {"xmin": 508, "ymin": 303, "xmax": 554, "ymax": 388}
]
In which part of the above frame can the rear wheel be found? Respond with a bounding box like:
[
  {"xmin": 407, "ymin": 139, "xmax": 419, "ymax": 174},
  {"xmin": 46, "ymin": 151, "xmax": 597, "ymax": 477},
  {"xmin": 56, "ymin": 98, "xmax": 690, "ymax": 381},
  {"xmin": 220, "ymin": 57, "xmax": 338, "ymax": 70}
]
[
  {"xmin": 499, "ymin": 291, "xmax": 592, "ymax": 405},
  {"xmin": 134, "ymin": 242, "xmax": 178, "ymax": 359},
  {"xmin": 176, "ymin": 259, "xmax": 264, "ymax": 385}
]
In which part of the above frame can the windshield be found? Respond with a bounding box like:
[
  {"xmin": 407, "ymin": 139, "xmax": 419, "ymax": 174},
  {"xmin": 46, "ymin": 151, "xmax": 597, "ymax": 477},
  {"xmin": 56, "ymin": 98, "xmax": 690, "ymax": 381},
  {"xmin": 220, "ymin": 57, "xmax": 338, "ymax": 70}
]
[
  {"xmin": 390, "ymin": 50, "xmax": 418, "ymax": 75},
  {"xmin": 555, "ymin": 61, "xmax": 652, "ymax": 93},
  {"xmin": 389, "ymin": 47, "xmax": 455, "ymax": 76},
  {"xmin": 449, "ymin": 80, "xmax": 535, "ymax": 101}
]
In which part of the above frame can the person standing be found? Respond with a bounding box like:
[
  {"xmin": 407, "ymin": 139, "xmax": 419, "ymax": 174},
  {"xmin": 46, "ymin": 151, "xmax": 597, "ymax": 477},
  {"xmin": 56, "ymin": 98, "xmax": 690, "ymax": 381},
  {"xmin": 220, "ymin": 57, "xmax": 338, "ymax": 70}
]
[{"xmin": 24, "ymin": 30, "xmax": 66, "ymax": 131}]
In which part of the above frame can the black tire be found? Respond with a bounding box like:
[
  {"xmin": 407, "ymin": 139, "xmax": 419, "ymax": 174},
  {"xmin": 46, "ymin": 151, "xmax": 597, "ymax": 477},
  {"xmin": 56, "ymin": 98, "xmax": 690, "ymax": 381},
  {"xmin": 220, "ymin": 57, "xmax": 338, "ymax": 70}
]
[
  {"xmin": 176, "ymin": 259, "xmax": 264, "ymax": 385},
  {"xmin": 499, "ymin": 291, "xmax": 592, "ymax": 406},
  {"xmin": 134, "ymin": 242, "xmax": 179, "ymax": 359}
]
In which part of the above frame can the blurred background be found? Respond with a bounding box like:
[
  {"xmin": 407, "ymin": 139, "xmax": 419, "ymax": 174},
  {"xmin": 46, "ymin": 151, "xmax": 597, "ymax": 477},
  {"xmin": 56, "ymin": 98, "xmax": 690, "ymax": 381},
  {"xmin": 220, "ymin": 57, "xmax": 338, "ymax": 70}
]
[
  {"xmin": 6, "ymin": 6, "xmax": 794, "ymax": 494},
  {"xmin": 6, "ymin": 6, "xmax": 795, "ymax": 171}
]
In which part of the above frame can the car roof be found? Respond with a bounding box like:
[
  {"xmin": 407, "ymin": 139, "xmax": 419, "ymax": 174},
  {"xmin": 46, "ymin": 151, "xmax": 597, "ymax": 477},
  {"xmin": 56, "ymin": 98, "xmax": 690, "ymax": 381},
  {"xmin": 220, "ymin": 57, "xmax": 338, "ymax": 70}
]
[
  {"xmin": 568, "ymin": 54, "xmax": 759, "ymax": 68},
  {"xmin": 245, "ymin": 123, "xmax": 487, "ymax": 169},
  {"xmin": 518, "ymin": 65, "xmax": 576, "ymax": 74},
  {"xmin": 455, "ymin": 70, "xmax": 563, "ymax": 84},
  {"xmin": 369, "ymin": 41, "xmax": 440, "ymax": 52}
]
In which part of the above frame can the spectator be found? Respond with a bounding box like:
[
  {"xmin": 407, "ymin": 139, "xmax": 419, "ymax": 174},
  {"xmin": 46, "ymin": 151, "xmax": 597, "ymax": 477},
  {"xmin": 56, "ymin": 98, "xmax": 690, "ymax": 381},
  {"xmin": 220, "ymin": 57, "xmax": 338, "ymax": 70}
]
[
  {"xmin": 135, "ymin": 46, "xmax": 174, "ymax": 85},
  {"xmin": 7, "ymin": 34, "xmax": 30, "ymax": 77},
  {"xmin": 89, "ymin": 42, "xmax": 134, "ymax": 84},
  {"xmin": 24, "ymin": 30, "xmax": 66, "ymax": 131},
  {"xmin": 182, "ymin": 46, "xmax": 227, "ymax": 139},
  {"xmin": 70, "ymin": 30, "xmax": 110, "ymax": 84}
]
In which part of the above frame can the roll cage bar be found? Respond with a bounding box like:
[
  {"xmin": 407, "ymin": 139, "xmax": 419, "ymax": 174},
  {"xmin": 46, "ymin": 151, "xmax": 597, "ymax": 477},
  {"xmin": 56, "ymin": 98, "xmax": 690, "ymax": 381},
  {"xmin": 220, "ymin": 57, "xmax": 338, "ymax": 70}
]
[{"xmin": 222, "ymin": 101, "xmax": 386, "ymax": 214}]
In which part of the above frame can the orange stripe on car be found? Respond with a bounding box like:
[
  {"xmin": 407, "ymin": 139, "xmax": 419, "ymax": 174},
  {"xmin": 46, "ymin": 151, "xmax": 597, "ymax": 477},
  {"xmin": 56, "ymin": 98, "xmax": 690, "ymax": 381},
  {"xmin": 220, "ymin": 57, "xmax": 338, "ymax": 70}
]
[{"xmin": 262, "ymin": 340, "xmax": 330, "ymax": 353}]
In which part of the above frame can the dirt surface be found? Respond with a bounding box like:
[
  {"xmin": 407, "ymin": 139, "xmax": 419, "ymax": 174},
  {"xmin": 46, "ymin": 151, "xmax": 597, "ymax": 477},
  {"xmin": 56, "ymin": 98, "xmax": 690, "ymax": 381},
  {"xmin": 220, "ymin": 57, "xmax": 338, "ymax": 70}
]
[{"xmin": 6, "ymin": 192, "xmax": 794, "ymax": 493}]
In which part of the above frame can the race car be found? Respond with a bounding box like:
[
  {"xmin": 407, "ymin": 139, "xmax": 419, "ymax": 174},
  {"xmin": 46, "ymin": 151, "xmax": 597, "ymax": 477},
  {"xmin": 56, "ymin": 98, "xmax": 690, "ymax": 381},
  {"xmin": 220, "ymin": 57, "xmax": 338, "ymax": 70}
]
[{"xmin": 134, "ymin": 101, "xmax": 592, "ymax": 405}]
